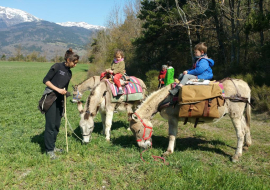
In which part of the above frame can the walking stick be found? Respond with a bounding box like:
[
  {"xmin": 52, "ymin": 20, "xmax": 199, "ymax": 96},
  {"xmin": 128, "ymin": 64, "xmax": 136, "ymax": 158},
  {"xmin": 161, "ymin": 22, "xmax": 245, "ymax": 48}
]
[{"xmin": 64, "ymin": 88, "xmax": 69, "ymax": 152}]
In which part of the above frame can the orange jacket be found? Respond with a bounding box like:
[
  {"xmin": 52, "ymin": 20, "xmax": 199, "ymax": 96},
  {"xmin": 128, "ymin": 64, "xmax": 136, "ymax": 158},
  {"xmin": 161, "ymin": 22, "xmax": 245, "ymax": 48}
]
[{"xmin": 158, "ymin": 70, "xmax": 167, "ymax": 84}]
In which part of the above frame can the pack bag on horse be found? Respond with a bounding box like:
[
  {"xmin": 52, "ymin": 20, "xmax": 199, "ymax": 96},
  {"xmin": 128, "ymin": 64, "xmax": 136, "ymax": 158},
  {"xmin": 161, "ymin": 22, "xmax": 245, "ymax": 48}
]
[{"xmin": 178, "ymin": 81, "xmax": 225, "ymax": 127}]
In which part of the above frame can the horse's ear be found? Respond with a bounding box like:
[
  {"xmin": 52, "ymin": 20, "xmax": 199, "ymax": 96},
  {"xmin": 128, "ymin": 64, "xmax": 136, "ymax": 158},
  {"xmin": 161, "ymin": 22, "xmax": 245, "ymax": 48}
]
[
  {"xmin": 131, "ymin": 113, "xmax": 138, "ymax": 121},
  {"xmin": 72, "ymin": 85, "xmax": 75, "ymax": 90},
  {"xmin": 128, "ymin": 113, "xmax": 133, "ymax": 121}
]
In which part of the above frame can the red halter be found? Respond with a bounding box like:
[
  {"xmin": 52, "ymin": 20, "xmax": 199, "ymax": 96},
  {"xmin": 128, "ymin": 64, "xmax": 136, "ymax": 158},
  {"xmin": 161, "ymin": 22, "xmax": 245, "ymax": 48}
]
[{"xmin": 134, "ymin": 112, "xmax": 153, "ymax": 142}]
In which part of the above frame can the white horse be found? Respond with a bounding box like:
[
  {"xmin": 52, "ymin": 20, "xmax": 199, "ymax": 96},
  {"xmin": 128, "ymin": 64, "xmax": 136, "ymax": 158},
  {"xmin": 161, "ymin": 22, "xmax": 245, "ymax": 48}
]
[
  {"xmin": 129, "ymin": 79, "xmax": 252, "ymax": 162},
  {"xmin": 72, "ymin": 76, "xmax": 100, "ymax": 103},
  {"xmin": 77, "ymin": 79, "xmax": 147, "ymax": 143}
]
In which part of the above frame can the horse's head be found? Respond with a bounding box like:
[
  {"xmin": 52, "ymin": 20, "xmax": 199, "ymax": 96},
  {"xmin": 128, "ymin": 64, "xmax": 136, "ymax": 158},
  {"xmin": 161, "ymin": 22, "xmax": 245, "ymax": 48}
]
[
  {"xmin": 72, "ymin": 85, "xmax": 82, "ymax": 103},
  {"xmin": 77, "ymin": 101, "xmax": 95, "ymax": 143},
  {"xmin": 129, "ymin": 113, "xmax": 153, "ymax": 149}
]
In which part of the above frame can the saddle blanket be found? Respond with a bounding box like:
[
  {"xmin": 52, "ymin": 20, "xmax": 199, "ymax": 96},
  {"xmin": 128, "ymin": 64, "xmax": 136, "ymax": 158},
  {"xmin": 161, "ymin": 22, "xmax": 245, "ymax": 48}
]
[
  {"xmin": 106, "ymin": 76, "xmax": 143, "ymax": 97},
  {"xmin": 218, "ymin": 83, "xmax": 225, "ymax": 97}
]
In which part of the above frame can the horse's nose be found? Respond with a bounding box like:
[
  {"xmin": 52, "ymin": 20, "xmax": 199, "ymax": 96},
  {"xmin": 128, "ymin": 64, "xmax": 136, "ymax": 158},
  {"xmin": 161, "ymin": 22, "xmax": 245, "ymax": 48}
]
[
  {"xmin": 72, "ymin": 99, "xmax": 78, "ymax": 103},
  {"xmin": 82, "ymin": 140, "xmax": 89, "ymax": 145}
]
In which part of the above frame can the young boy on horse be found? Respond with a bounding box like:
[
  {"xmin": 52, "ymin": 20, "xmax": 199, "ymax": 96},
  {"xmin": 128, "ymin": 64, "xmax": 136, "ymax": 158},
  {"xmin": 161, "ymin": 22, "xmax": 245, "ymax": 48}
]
[
  {"xmin": 170, "ymin": 42, "xmax": 214, "ymax": 95},
  {"xmin": 100, "ymin": 50, "xmax": 125, "ymax": 95}
]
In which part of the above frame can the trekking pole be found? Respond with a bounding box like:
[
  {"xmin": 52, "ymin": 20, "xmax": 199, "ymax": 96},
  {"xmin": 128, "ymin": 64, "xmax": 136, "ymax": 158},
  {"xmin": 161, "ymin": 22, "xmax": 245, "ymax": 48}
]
[{"xmin": 64, "ymin": 88, "xmax": 69, "ymax": 152}]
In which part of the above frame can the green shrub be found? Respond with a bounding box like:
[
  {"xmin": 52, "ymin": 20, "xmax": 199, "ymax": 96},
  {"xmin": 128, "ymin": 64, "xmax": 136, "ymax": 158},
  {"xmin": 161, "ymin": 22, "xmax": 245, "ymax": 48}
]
[
  {"xmin": 251, "ymin": 85, "xmax": 270, "ymax": 114},
  {"xmin": 232, "ymin": 73, "xmax": 270, "ymax": 114},
  {"xmin": 145, "ymin": 70, "xmax": 160, "ymax": 92},
  {"xmin": 232, "ymin": 73, "xmax": 255, "ymax": 86}
]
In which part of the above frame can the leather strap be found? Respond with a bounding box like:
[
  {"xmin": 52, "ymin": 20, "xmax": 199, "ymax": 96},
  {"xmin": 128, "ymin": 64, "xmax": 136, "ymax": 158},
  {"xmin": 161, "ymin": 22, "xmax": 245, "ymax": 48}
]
[
  {"xmin": 124, "ymin": 85, "xmax": 129, "ymax": 102},
  {"xmin": 188, "ymin": 104, "xmax": 194, "ymax": 117},
  {"xmin": 203, "ymin": 100, "xmax": 209, "ymax": 117},
  {"xmin": 194, "ymin": 118, "xmax": 199, "ymax": 128},
  {"xmin": 184, "ymin": 117, "xmax": 188, "ymax": 125}
]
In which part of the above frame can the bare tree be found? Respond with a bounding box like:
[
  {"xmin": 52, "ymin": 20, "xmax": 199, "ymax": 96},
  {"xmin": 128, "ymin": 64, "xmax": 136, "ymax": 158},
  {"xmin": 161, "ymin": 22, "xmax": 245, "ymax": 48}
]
[{"xmin": 175, "ymin": 0, "xmax": 193, "ymax": 64}]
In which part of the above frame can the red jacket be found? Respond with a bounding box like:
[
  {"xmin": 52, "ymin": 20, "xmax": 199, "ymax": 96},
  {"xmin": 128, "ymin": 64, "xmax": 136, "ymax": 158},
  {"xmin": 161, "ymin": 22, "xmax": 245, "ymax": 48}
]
[{"xmin": 158, "ymin": 70, "xmax": 167, "ymax": 84}]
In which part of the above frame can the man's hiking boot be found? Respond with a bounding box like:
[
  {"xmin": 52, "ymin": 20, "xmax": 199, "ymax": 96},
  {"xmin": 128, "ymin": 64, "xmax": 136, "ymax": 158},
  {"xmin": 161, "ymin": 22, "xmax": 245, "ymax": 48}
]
[
  {"xmin": 118, "ymin": 89, "xmax": 124, "ymax": 95},
  {"xmin": 169, "ymin": 85, "xmax": 182, "ymax": 96},
  {"xmin": 47, "ymin": 151, "xmax": 58, "ymax": 160},
  {"xmin": 54, "ymin": 148, "xmax": 64, "ymax": 153}
]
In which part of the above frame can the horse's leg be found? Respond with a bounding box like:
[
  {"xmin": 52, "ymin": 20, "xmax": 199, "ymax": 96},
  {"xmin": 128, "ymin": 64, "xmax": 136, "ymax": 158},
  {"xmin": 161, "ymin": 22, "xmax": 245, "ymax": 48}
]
[
  {"xmin": 163, "ymin": 117, "xmax": 178, "ymax": 156},
  {"xmin": 104, "ymin": 109, "xmax": 114, "ymax": 141},
  {"xmin": 243, "ymin": 103, "xmax": 252, "ymax": 151},
  {"xmin": 242, "ymin": 117, "xmax": 252, "ymax": 151},
  {"xmin": 230, "ymin": 116, "xmax": 245, "ymax": 162},
  {"xmin": 126, "ymin": 104, "xmax": 133, "ymax": 131},
  {"xmin": 100, "ymin": 111, "xmax": 106, "ymax": 135}
]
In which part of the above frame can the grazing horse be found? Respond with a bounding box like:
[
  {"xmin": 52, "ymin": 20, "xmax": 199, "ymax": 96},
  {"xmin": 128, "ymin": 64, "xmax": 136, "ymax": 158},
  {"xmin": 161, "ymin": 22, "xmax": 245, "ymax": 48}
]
[
  {"xmin": 77, "ymin": 78, "xmax": 147, "ymax": 143},
  {"xmin": 72, "ymin": 76, "xmax": 100, "ymax": 103},
  {"xmin": 129, "ymin": 79, "xmax": 252, "ymax": 162}
]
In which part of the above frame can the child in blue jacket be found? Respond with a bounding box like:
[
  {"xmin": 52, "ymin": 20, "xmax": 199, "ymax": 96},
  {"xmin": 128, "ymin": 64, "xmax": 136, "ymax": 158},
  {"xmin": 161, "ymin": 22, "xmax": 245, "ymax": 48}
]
[{"xmin": 170, "ymin": 42, "xmax": 214, "ymax": 95}]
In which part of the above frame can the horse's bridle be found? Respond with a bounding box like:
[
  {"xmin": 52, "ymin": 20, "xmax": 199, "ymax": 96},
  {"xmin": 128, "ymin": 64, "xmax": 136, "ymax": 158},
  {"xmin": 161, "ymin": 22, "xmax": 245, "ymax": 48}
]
[
  {"xmin": 81, "ymin": 110, "xmax": 94, "ymax": 139},
  {"xmin": 133, "ymin": 112, "xmax": 153, "ymax": 142},
  {"xmin": 73, "ymin": 89, "xmax": 82, "ymax": 102}
]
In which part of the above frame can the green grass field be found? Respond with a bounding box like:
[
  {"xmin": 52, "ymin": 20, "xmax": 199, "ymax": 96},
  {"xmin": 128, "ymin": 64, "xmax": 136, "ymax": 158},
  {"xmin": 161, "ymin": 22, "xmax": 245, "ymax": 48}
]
[{"xmin": 0, "ymin": 61, "xmax": 269, "ymax": 189}]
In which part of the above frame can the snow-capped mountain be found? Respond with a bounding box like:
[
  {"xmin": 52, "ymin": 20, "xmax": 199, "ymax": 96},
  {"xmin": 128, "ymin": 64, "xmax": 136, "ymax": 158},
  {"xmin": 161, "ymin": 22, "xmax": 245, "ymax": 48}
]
[
  {"xmin": 56, "ymin": 22, "xmax": 105, "ymax": 30},
  {"xmin": 0, "ymin": 6, "xmax": 103, "ymax": 60},
  {"xmin": 0, "ymin": 6, "xmax": 41, "ymax": 27},
  {"xmin": 0, "ymin": 6, "xmax": 105, "ymax": 30}
]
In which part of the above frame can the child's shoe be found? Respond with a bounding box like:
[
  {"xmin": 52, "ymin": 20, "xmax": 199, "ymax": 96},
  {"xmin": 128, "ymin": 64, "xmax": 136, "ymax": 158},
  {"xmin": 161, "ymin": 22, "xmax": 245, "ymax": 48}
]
[
  {"xmin": 118, "ymin": 89, "xmax": 124, "ymax": 95},
  {"xmin": 169, "ymin": 85, "xmax": 181, "ymax": 96}
]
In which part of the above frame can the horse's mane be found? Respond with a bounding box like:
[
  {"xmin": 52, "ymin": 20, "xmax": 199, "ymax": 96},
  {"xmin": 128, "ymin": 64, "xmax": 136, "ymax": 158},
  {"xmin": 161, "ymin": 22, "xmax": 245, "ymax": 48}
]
[
  {"xmin": 85, "ymin": 81, "xmax": 108, "ymax": 115},
  {"xmin": 85, "ymin": 80, "xmax": 101, "ymax": 109},
  {"xmin": 136, "ymin": 85, "xmax": 171, "ymax": 113},
  {"xmin": 77, "ymin": 76, "xmax": 99, "ymax": 85}
]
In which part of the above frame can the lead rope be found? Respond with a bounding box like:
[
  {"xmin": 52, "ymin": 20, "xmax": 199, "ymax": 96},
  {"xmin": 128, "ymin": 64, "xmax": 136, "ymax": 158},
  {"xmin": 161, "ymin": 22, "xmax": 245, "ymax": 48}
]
[
  {"xmin": 64, "ymin": 89, "xmax": 84, "ymax": 141},
  {"xmin": 140, "ymin": 146, "xmax": 168, "ymax": 165},
  {"xmin": 66, "ymin": 119, "xmax": 84, "ymax": 141},
  {"xmin": 64, "ymin": 88, "xmax": 69, "ymax": 152}
]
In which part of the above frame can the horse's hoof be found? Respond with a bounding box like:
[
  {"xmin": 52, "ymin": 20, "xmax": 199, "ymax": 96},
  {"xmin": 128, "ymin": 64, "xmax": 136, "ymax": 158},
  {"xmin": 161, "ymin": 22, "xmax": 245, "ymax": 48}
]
[
  {"xmin": 127, "ymin": 127, "xmax": 131, "ymax": 131},
  {"xmin": 243, "ymin": 146, "xmax": 249, "ymax": 151},
  {"xmin": 162, "ymin": 151, "xmax": 172, "ymax": 157},
  {"xmin": 231, "ymin": 155, "xmax": 239, "ymax": 163},
  {"xmin": 106, "ymin": 138, "xmax": 110, "ymax": 142}
]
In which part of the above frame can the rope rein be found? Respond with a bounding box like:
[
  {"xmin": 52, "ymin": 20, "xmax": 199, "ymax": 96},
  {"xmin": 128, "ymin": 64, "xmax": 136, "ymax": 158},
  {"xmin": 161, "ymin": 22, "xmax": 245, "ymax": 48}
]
[{"xmin": 140, "ymin": 146, "xmax": 168, "ymax": 165}]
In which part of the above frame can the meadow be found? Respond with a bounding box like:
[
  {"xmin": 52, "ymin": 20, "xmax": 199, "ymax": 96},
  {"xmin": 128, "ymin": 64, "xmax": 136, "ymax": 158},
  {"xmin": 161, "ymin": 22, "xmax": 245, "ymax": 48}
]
[{"xmin": 0, "ymin": 61, "xmax": 269, "ymax": 189}]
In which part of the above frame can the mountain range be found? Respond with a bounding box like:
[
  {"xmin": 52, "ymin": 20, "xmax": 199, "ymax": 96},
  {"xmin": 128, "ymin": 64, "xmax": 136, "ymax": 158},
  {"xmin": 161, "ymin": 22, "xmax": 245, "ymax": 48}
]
[{"xmin": 0, "ymin": 6, "xmax": 105, "ymax": 60}]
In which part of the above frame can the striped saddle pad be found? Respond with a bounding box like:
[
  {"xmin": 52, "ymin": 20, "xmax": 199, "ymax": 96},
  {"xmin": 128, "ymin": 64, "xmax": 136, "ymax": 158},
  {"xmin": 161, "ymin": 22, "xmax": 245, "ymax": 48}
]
[{"xmin": 106, "ymin": 76, "xmax": 143, "ymax": 97}]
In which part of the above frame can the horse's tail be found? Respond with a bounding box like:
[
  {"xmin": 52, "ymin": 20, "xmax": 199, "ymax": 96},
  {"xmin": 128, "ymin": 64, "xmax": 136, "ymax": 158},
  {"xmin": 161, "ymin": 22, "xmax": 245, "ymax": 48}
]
[{"xmin": 245, "ymin": 97, "xmax": 251, "ymax": 129}]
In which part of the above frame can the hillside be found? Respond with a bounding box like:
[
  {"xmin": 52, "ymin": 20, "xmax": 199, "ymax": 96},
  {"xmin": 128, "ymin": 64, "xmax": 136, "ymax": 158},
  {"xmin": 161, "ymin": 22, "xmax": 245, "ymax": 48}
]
[
  {"xmin": 0, "ymin": 20, "xmax": 99, "ymax": 60},
  {"xmin": 0, "ymin": 6, "xmax": 103, "ymax": 60}
]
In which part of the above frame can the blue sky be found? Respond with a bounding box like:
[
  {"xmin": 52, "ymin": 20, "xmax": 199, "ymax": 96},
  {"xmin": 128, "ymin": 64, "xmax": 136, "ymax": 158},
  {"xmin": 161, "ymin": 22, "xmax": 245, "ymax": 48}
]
[{"xmin": 1, "ymin": 0, "xmax": 126, "ymax": 26}]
